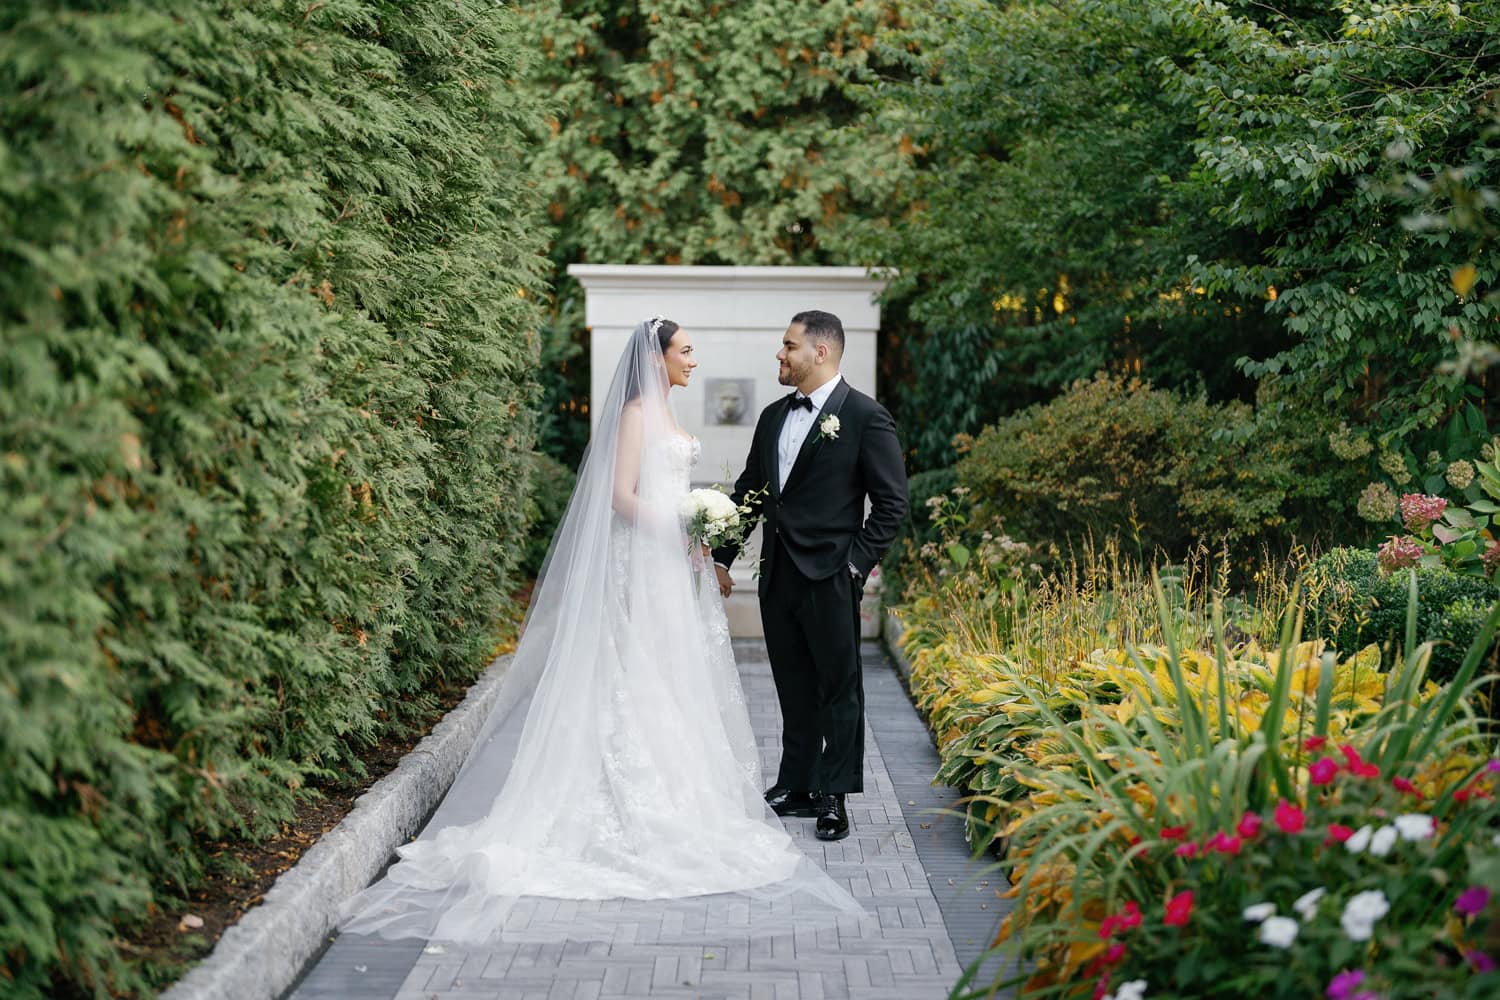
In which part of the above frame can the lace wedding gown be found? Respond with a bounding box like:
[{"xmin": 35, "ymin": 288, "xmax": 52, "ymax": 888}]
[{"xmin": 338, "ymin": 430, "xmax": 856, "ymax": 944}]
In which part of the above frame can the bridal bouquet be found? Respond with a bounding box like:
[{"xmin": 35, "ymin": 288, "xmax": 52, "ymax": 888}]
[{"xmin": 680, "ymin": 487, "xmax": 743, "ymax": 548}]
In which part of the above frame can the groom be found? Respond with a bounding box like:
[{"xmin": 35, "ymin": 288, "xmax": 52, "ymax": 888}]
[{"xmin": 713, "ymin": 310, "xmax": 907, "ymax": 841}]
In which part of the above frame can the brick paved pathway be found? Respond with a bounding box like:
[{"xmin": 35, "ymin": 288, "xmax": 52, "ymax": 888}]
[{"xmin": 288, "ymin": 641, "xmax": 1014, "ymax": 1000}]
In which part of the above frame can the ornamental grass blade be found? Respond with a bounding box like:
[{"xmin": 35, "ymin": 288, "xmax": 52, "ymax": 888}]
[
  {"xmin": 1408, "ymin": 599, "xmax": 1500, "ymax": 767},
  {"xmin": 1212, "ymin": 598, "xmax": 1231, "ymax": 740},
  {"xmin": 1256, "ymin": 589, "xmax": 1303, "ymax": 802}
]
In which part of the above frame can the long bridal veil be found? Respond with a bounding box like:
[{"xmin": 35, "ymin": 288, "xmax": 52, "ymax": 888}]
[{"xmin": 337, "ymin": 318, "xmax": 865, "ymax": 946}]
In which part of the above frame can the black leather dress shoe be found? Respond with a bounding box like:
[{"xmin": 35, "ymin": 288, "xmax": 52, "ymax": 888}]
[
  {"xmin": 764, "ymin": 784, "xmax": 823, "ymax": 818},
  {"xmin": 814, "ymin": 793, "xmax": 850, "ymax": 841}
]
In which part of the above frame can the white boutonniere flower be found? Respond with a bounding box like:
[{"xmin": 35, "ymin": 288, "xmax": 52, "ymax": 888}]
[{"xmin": 819, "ymin": 414, "xmax": 840, "ymax": 440}]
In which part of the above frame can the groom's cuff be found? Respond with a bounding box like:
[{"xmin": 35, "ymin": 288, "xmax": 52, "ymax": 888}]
[{"xmin": 714, "ymin": 561, "xmax": 731, "ymax": 572}]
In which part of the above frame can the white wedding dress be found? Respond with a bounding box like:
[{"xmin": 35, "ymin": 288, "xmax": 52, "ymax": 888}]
[{"xmin": 337, "ymin": 323, "xmax": 860, "ymax": 946}]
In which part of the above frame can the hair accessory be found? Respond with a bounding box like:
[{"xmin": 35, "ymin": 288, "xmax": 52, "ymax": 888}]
[{"xmin": 647, "ymin": 316, "xmax": 665, "ymax": 338}]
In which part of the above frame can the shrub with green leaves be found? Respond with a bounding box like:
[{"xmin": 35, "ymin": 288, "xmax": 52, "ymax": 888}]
[
  {"xmin": 954, "ymin": 374, "xmax": 1362, "ymax": 568},
  {"xmin": 1304, "ymin": 548, "xmax": 1499, "ymax": 686},
  {"xmin": 1, "ymin": 3, "xmax": 546, "ymax": 995}
]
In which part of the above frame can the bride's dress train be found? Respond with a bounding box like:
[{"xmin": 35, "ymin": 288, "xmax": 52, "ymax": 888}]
[{"xmin": 337, "ymin": 324, "xmax": 862, "ymax": 946}]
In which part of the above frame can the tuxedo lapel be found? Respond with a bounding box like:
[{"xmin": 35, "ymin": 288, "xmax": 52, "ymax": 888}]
[
  {"xmin": 767, "ymin": 395, "xmax": 792, "ymax": 498},
  {"xmin": 782, "ymin": 378, "xmax": 851, "ymax": 496}
]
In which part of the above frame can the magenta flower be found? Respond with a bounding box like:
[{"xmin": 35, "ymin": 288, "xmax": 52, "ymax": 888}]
[
  {"xmin": 1487, "ymin": 759, "xmax": 1500, "ymax": 774},
  {"xmin": 1455, "ymin": 886, "xmax": 1491, "ymax": 917},
  {"xmin": 1274, "ymin": 799, "xmax": 1306, "ymax": 834},
  {"xmin": 1377, "ymin": 534, "xmax": 1425, "ymax": 572},
  {"xmin": 1236, "ymin": 812, "xmax": 1263, "ymax": 838},
  {"xmin": 1326, "ymin": 969, "xmax": 1365, "ymax": 1000},
  {"xmin": 1309, "ymin": 757, "xmax": 1338, "ymax": 785},
  {"xmin": 1466, "ymin": 950, "xmax": 1497, "ymax": 974}
]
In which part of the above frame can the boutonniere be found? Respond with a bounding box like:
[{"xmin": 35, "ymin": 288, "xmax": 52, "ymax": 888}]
[{"xmin": 818, "ymin": 414, "xmax": 841, "ymax": 441}]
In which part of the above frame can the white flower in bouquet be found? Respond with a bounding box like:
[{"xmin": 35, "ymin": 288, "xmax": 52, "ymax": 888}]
[{"xmin": 680, "ymin": 487, "xmax": 743, "ymax": 548}]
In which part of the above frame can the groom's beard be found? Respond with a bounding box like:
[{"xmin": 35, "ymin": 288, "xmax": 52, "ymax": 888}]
[{"xmin": 778, "ymin": 363, "xmax": 809, "ymax": 387}]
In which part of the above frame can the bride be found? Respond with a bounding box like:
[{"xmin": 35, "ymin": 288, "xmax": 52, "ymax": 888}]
[{"xmin": 337, "ymin": 317, "xmax": 861, "ymax": 945}]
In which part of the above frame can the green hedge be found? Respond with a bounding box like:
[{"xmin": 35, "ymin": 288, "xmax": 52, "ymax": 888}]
[
  {"xmin": 953, "ymin": 373, "xmax": 1365, "ymax": 567},
  {"xmin": 1303, "ymin": 548, "xmax": 1499, "ymax": 687},
  {"xmin": 0, "ymin": 4, "xmax": 546, "ymax": 996}
]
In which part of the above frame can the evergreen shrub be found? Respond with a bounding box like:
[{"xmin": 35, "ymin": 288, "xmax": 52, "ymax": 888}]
[
  {"xmin": 0, "ymin": 3, "xmax": 546, "ymax": 995},
  {"xmin": 520, "ymin": 453, "xmax": 578, "ymax": 579},
  {"xmin": 953, "ymin": 373, "xmax": 1362, "ymax": 568},
  {"xmin": 1303, "ymin": 548, "xmax": 1499, "ymax": 687}
]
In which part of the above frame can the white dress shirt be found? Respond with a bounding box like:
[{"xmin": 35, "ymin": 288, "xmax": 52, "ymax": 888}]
[{"xmin": 777, "ymin": 373, "xmax": 842, "ymax": 489}]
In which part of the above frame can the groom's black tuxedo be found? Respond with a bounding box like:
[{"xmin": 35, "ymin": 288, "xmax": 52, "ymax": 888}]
[{"xmin": 713, "ymin": 377, "xmax": 907, "ymax": 794}]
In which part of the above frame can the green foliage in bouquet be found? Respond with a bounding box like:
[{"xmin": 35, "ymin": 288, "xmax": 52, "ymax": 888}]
[
  {"xmin": 1304, "ymin": 548, "xmax": 1499, "ymax": 687},
  {"xmin": 0, "ymin": 3, "xmax": 546, "ymax": 995}
]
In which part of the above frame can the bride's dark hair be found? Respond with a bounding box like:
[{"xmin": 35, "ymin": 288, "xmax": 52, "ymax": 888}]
[{"xmin": 623, "ymin": 316, "xmax": 680, "ymax": 401}]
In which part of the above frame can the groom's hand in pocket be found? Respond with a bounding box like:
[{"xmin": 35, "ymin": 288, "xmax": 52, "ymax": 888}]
[{"xmin": 715, "ymin": 564, "xmax": 734, "ymax": 598}]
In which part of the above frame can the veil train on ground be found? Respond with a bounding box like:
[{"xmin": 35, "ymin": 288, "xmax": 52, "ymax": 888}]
[{"xmin": 336, "ymin": 317, "xmax": 867, "ymax": 945}]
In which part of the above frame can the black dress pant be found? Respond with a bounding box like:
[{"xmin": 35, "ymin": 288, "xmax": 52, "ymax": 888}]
[{"xmin": 758, "ymin": 540, "xmax": 865, "ymax": 794}]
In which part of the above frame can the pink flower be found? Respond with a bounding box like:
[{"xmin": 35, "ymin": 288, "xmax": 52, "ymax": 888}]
[
  {"xmin": 1456, "ymin": 886, "xmax": 1491, "ymax": 917},
  {"xmin": 1160, "ymin": 824, "xmax": 1189, "ymax": 841},
  {"xmin": 1339, "ymin": 744, "xmax": 1381, "ymax": 778},
  {"xmin": 1206, "ymin": 831, "xmax": 1242, "ymax": 856},
  {"xmin": 1466, "ymin": 950, "xmax": 1497, "ymax": 974},
  {"xmin": 1326, "ymin": 969, "xmax": 1366, "ymax": 1000},
  {"xmin": 1098, "ymin": 900, "xmax": 1142, "ymax": 938},
  {"xmin": 1391, "ymin": 776, "xmax": 1421, "ymax": 797},
  {"xmin": 1236, "ymin": 812, "xmax": 1263, "ymax": 838},
  {"xmin": 1175, "ymin": 842, "xmax": 1199, "ymax": 858},
  {"xmin": 1484, "ymin": 541, "xmax": 1500, "ymax": 576},
  {"xmin": 1310, "ymin": 757, "xmax": 1339, "ymax": 785},
  {"xmin": 1305, "ymin": 735, "xmax": 1329, "ymax": 752},
  {"xmin": 1324, "ymin": 823, "xmax": 1355, "ymax": 845},
  {"xmin": 1164, "ymin": 890, "xmax": 1194, "ymax": 927},
  {"xmin": 1487, "ymin": 759, "xmax": 1500, "ymax": 774},
  {"xmin": 1376, "ymin": 534, "xmax": 1425, "ymax": 572},
  {"xmin": 1274, "ymin": 799, "xmax": 1306, "ymax": 834},
  {"xmin": 1399, "ymin": 493, "xmax": 1447, "ymax": 531}
]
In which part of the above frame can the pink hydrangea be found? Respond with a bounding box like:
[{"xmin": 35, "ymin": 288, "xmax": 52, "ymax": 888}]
[
  {"xmin": 1484, "ymin": 541, "xmax": 1500, "ymax": 577},
  {"xmin": 1399, "ymin": 493, "xmax": 1447, "ymax": 531},
  {"xmin": 1376, "ymin": 535, "xmax": 1425, "ymax": 573}
]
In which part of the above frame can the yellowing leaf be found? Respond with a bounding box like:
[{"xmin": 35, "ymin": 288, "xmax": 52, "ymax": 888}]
[{"xmin": 1453, "ymin": 263, "xmax": 1478, "ymax": 297}]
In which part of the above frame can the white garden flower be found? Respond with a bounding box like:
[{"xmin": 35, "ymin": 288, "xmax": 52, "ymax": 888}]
[
  {"xmin": 1368, "ymin": 825, "xmax": 1397, "ymax": 857},
  {"xmin": 1393, "ymin": 813, "xmax": 1434, "ymax": 841},
  {"xmin": 1258, "ymin": 916, "xmax": 1300, "ymax": 949},
  {"xmin": 1107, "ymin": 980, "xmax": 1149, "ymax": 1000},
  {"xmin": 1292, "ymin": 888, "xmax": 1326, "ymax": 921},
  {"xmin": 1242, "ymin": 902, "xmax": 1277, "ymax": 922},
  {"xmin": 1340, "ymin": 890, "xmax": 1390, "ymax": 942},
  {"xmin": 1344, "ymin": 825, "xmax": 1374, "ymax": 853}
]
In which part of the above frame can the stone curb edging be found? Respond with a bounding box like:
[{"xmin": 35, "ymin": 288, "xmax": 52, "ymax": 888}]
[
  {"xmin": 883, "ymin": 608, "xmax": 913, "ymax": 680},
  {"xmin": 161, "ymin": 653, "xmax": 518, "ymax": 1000}
]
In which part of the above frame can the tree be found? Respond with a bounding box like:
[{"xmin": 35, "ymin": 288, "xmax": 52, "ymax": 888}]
[{"xmin": 517, "ymin": 0, "xmax": 914, "ymax": 464}]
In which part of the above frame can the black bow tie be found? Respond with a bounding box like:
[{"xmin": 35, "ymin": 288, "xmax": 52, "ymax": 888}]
[{"xmin": 788, "ymin": 394, "xmax": 814, "ymax": 411}]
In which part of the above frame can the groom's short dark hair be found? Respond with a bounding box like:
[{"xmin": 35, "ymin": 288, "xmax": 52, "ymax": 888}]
[{"xmin": 791, "ymin": 310, "xmax": 844, "ymax": 354}]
